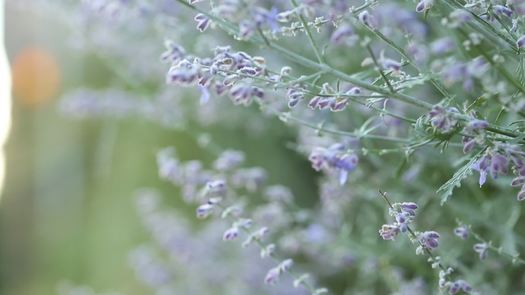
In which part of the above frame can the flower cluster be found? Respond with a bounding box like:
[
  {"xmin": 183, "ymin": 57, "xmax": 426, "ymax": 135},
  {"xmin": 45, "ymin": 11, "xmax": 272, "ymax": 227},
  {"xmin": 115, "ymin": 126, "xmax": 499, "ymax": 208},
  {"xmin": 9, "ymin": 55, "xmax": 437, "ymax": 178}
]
[
  {"xmin": 472, "ymin": 143, "xmax": 525, "ymax": 201},
  {"xmin": 439, "ymin": 268, "xmax": 473, "ymax": 295},
  {"xmin": 156, "ymin": 147, "xmax": 328, "ymax": 294},
  {"xmin": 308, "ymin": 143, "xmax": 358, "ymax": 185},
  {"xmin": 379, "ymin": 202, "xmax": 418, "ymax": 241}
]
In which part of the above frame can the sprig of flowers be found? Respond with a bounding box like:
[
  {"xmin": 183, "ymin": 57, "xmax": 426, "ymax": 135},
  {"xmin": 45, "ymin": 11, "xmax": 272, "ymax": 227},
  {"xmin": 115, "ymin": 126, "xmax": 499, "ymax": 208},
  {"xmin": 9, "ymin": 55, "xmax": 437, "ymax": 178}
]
[
  {"xmin": 157, "ymin": 147, "xmax": 329, "ymax": 294},
  {"xmin": 378, "ymin": 191, "xmax": 474, "ymax": 294}
]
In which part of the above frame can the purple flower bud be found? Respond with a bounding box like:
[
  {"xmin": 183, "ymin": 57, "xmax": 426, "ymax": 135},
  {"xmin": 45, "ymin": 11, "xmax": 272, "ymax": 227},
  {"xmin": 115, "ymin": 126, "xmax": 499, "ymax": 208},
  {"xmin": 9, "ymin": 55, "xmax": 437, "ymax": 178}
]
[
  {"xmin": 194, "ymin": 13, "xmax": 211, "ymax": 32},
  {"xmin": 308, "ymin": 96, "xmax": 322, "ymax": 109},
  {"xmin": 379, "ymin": 224, "xmax": 400, "ymax": 240},
  {"xmin": 214, "ymin": 82, "xmax": 228, "ymax": 96},
  {"xmin": 316, "ymin": 97, "xmax": 333, "ymax": 109},
  {"xmin": 345, "ymin": 87, "xmax": 361, "ymax": 95},
  {"xmin": 264, "ymin": 267, "xmax": 281, "ymax": 284},
  {"xmin": 467, "ymin": 119, "xmax": 488, "ymax": 130},
  {"xmin": 166, "ymin": 61, "xmax": 200, "ymax": 86},
  {"xmin": 453, "ymin": 225, "xmax": 469, "ymax": 240},
  {"xmin": 223, "ymin": 227, "xmax": 239, "ymax": 241},
  {"xmin": 196, "ymin": 203, "xmax": 214, "ymax": 219},
  {"xmin": 288, "ymin": 98, "xmax": 300, "ymax": 108},
  {"xmin": 459, "ymin": 280, "xmax": 472, "ymax": 293},
  {"xmin": 517, "ymin": 189, "xmax": 525, "ymax": 201},
  {"xmin": 330, "ymin": 99, "xmax": 349, "ymax": 112},
  {"xmin": 416, "ymin": 0, "xmax": 433, "ymax": 13},
  {"xmin": 287, "ymin": 87, "xmax": 304, "ymax": 101},
  {"xmin": 334, "ymin": 153, "xmax": 358, "ymax": 171},
  {"xmin": 381, "ymin": 58, "xmax": 402, "ymax": 72},
  {"xmin": 358, "ymin": 11, "xmax": 376, "ymax": 28},
  {"xmin": 472, "ymin": 155, "xmax": 490, "ymax": 187},
  {"xmin": 399, "ymin": 202, "xmax": 418, "ymax": 215},
  {"xmin": 206, "ymin": 180, "xmax": 227, "ymax": 195},
  {"xmin": 428, "ymin": 105, "xmax": 459, "ymax": 132},
  {"xmin": 239, "ymin": 66, "xmax": 259, "ymax": 77},
  {"xmin": 462, "ymin": 137, "xmax": 475, "ymax": 153},
  {"xmin": 252, "ymin": 87, "xmax": 265, "ymax": 99},
  {"xmin": 473, "ymin": 243, "xmax": 488, "ymax": 260},
  {"xmin": 511, "ymin": 176, "xmax": 525, "ymax": 187},
  {"xmin": 229, "ymin": 84, "xmax": 255, "ymax": 105},
  {"xmin": 395, "ymin": 212, "xmax": 409, "ymax": 228},
  {"xmin": 330, "ymin": 24, "xmax": 354, "ymax": 44},
  {"xmin": 419, "ymin": 231, "xmax": 440, "ymax": 250},
  {"xmin": 490, "ymin": 153, "xmax": 509, "ymax": 178},
  {"xmin": 462, "ymin": 136, "xmax": 470, "ymax": 154},
  {"xmin": 518, "ymin": 35, "xmax": 525, "ymax": 49},
  {"xmin": 449, "ymin": 280, "xmax": 471, "ymax": 295},
  {"xmin": 494, "ymin": 5, "xmax": 513, "ymax": 17}
]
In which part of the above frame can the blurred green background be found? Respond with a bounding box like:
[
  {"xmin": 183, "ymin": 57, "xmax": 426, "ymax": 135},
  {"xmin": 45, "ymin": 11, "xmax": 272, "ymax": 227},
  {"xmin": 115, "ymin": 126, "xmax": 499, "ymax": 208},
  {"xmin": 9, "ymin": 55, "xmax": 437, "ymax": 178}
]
[{"xmin": 0, "ymin": 3, "xmax": 318, "ymax": 294}]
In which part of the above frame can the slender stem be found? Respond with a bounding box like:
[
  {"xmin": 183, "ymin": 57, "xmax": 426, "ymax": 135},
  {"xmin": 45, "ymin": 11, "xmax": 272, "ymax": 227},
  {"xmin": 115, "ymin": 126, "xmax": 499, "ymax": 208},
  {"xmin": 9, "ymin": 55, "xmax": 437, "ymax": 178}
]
[
  {"xmin": 290, "ymin": 0, "xmax": 325, "ymax": 64},
  {"xmin": 361, "ymin": 24, "xmax": 452, "ymax": 99},
  {"xmin": 365, "ymin": 44, "xmax": 396, "ymax": 93},
  {"xmin": 272, "ymin": 109, "xmax": 410, "ymax": 143}
]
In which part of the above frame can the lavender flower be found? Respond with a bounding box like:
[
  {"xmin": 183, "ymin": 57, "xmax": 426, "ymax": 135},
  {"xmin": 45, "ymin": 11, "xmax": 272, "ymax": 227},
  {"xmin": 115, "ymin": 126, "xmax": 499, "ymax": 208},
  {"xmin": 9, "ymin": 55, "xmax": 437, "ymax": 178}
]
[
  {"xmin": 264, "ymin": 259, "xmax": 294, "ymax": 285},
  {"xmin": 518, "ymin": 35, "xmax": 525, "ymax": 49},
  {"xmin": 194, "ymin": 13, "xmax": 211, "ymax": 32},
  {"xmin": 418, "ymin": 231, "xmax": 440, "ymax": 251},
  {"xmin": 416, "ymin": 0, "xmax": 433, "ymax": 13},
  {"xmin": 358, "ymin": 10, "xmax": 377, "ymax": 28},
  {"xmin": 286, "ymin": 87, "xmax": 305, "ymax": 108},
  {"xmin": 330, "ymin": 24, "xmax": 357, "ymax": 45},
  {"xmin": 493, "ymin": 5, "xmax": 513, "ymax": 17},
  {"xmin": 223, "ymin": 226, "xmax": 240, "ymax": 241},
  {"xmin": 447, "ymin": 279, "xmax": 472, "ymax": 295},
  {"xmin": 473, "ymin": 243, "xmax": 488, "ymax": 260},
  {"xmin": 380, "ymin": 201, "xmax": 418, "ymax": 240},
  {"xmin": 309, "ymin": 144, "xmax": 358, "ymax": 185},
  {"xmin": 379, "ymin": 224, "xmax": 400, "ymax": 240},
  {"xmin": 453, "ymin": 225, "xmax": 469, "ymax": 240},
  {"xmin": 428, "ymin": 105, "xmax": 459, "ymax": 133}
]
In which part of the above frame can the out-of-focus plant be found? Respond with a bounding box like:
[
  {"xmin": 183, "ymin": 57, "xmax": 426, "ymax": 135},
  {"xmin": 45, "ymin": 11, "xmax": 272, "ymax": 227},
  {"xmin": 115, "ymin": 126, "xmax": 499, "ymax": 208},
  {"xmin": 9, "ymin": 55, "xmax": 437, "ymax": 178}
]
[{"xmin": 20, "ymin": 0, "xmax": 525, "ymax": 293}]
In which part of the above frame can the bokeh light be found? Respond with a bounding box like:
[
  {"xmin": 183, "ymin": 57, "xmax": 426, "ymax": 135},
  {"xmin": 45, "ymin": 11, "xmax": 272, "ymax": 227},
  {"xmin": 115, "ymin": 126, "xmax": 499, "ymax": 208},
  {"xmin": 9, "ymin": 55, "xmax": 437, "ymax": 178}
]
[{"xmin": 11, "ymin": 47, "xmax": 60, "ymax": 107}]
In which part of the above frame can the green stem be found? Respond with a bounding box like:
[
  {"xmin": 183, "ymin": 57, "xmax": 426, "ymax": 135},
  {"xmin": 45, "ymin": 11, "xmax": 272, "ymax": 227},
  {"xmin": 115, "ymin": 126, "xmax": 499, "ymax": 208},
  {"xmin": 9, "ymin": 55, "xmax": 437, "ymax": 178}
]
[
  {"xmin": 365, "ymin": 44, "xmax": 396, "ymax": 93},
  {"xmin": 290, "ymin": 0, "xmax": 325, "ymax": 64}
]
